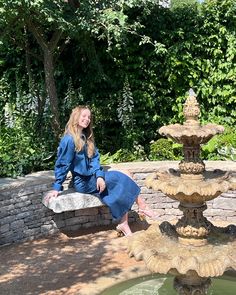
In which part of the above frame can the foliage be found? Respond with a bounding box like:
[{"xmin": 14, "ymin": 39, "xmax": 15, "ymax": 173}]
[
  {"xmin": 116, "ymin": 76, "xmax": 139, "ymax": 148},
  {"xmin": 201, "ymin": 127, "xmax": 236, "ymax": 160},
  {"xmin": 148, "ymin": 138, "xmax": 182, "ymax": 160},
  {"xmin": 171, "ymin": 0, "xmax": 199, "ymax": 10},
  {"xmin": 218, "ymin": 146, "xmax": 236, "ymax": 161},
  {"xmin": 166, "ymin": 0, "xmax": 236, "ymax": 125},
  {"xmin": 100, "ymin": 141, "xmax": 147, "ymax": 164},
  {"xmin": 0, "ymin": 124, "xmax": 55, "ymax": 178},
  {"xmin": 117, "ymin": 77, "xmax": 135, "ymax": 129},
  {"xmin": 1, "ymin": 0, "xmax": 236, "ymax": 177}
]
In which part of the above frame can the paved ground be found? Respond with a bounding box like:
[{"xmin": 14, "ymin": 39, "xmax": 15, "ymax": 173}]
[
  {"xmin": 1, "ymin": 219, "xmax": 236, "ymax": 295},
  {"xmin": 0, "ymin": 221, "xmax": 151, "ymax": 295}
]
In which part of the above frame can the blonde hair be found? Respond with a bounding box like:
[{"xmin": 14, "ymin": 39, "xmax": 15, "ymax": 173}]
[{"xmin": 64, "ymin": 106, "xmax": 95, "ymax": 158}]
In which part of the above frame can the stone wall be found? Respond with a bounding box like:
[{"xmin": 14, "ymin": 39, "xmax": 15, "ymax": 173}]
[{"xmin": 0, "ymin": 161, "xmax": 235, "ymax": 246}]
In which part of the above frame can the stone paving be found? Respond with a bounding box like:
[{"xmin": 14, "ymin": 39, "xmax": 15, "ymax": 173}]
[
  {"xmin": 0, "ymin": 221, "xmax": 150, "ymax": 295},
  {"xmin": 1, "ymin": 219, "xmax": 233, "ymax": 295}
]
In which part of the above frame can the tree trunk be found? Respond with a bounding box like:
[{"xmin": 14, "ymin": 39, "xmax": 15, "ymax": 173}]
[
  {"xmin": 26, "ymin": 20, "xmax": 63, "ymax": 139},
  {"xmin": 43, "ymin": 49, "xmax": 61, "ymax": 138}
]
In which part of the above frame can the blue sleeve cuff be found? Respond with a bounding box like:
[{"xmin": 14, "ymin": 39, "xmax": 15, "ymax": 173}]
[
  {"xmin": 95, "ymin": 169, "xmax": 105, "ymax": 179},
  {"xmin": 52, "ymin": 183, "xmax": 63, "ymax": 191}
]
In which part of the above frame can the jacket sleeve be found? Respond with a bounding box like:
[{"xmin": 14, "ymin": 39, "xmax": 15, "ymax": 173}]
[
  {"xmin": 52, "ymin": 135, "xmax": 75, "ymax": 191},
  {"xmin": 90, "ymin": 147, "xmax": 105, "ymax": 179}
]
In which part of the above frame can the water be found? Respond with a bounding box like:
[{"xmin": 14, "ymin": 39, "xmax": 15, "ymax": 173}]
[{"xmin": 100, "ymin": 272, "xmax": 236, "ymax": 295}]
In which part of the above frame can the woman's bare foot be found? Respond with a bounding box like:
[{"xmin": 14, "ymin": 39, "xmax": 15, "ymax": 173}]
[
  {"xmin": 138, "ymin": 207, "xmax": 157, "ymax": 221},
  {"xmin": 116, "ymin": 221, "xmax": 132, "ymax": 237}
]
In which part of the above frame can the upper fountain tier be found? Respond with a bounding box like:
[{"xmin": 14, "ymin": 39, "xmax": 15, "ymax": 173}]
[
  {"xmin": 159, "ymin": 89, "xmax": 224, "ymax": 146},
  {"xmin": 146, "ymin": 89, "xmax": 236, "ymax": 204},
  {"xmin": 158, "ymin": 89, "xmax": 225, "ymax": 177},
  {"xmin": 159, "ymin": 123, "xmax": 224, "ymax": 146}
]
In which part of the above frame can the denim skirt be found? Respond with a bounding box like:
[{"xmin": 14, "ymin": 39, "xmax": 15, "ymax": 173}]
[{"xmin": 73, "ymin": 170, "xmax": 140, "ymax": 220}]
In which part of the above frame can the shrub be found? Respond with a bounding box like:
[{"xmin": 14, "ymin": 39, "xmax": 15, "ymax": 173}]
[
  {"xmin": 0, "ymin": 126, "xmax": 54, "ymax": 178},
  {"xmin": 201, "ymin": 127, "xmax": 236, "ymax": 160},
  {"xmin": 148, "ymin": 138, "xmax": 182, "ymax": 160},
  {"xmin": 100, "ymin": 142, "xmax": 147, "ymax": 164}
]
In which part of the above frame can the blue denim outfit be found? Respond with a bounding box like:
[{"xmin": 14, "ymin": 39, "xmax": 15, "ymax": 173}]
[{"xmin": 52, "ymin": 134, "xmax": 140, "ymax": 220}]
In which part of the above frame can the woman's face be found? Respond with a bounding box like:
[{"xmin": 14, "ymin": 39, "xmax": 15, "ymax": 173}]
[{"xmin": 78, "ymin": 108, "xmax": 91, "ymax": 130}]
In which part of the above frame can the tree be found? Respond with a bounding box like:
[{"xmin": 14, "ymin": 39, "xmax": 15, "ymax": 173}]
[{"xmin": 0, "ymin": 0, "xmax": 132, "ymax": 138}]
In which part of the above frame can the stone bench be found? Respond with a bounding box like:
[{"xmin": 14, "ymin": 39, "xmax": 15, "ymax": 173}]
[
  {"xmin": 42, "ymin": 189, "xmax": 105, "ymax": 213},
  {"xmin": 41, "ymin": 167, "xmax": 133, "ymax": 214}
]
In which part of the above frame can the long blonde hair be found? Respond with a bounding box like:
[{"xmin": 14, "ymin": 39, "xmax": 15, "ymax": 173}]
[{"xmin": 64, "ymin": 106, "xmax": 95, "ymax": 158}]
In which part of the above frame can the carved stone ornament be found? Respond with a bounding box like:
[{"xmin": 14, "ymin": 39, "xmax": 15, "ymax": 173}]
[{"xmin": 174, "ymin": 273, "xmax": 211, "ymax": 295}]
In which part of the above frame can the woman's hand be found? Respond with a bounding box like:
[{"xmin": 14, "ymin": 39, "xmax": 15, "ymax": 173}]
[
  {"xmin": 96, "ymin": 177, "xmax": 106, "ymax": 193},
  {"xmin": 44, "ymin": 190, "xmax": 59, "ymax": 203}
]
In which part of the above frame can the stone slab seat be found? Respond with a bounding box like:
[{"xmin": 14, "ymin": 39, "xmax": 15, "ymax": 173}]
[{"xmin": 42, "ymin": 188, "xmax": 105, "ymax": 213}]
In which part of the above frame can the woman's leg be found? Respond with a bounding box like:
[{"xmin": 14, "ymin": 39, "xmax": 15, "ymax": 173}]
[
  {"xmin": 136, "ymin": 196, "xmax": 157, "ymax": 219},
  {"xmin": 112, "ymin": 170, "xmax": 155, "ymax": 215},
  {"xmin": 116, "ymin": 212, "xmax": 132, "ymax": 237},
  {"xmin": 136, "ymin": 196, "xmax": 147, "ymax": 209},
  {"xmin": 100, "ymin": 170, "xmax": 140, "ymax": 221},
  {"xmin": 120, "ymin": 212, "xmax": 128, "ymax": 223}
]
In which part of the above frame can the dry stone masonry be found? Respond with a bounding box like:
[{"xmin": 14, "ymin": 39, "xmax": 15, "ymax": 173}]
[{"xmin": 0, "ymin": 161, "xmax": 235, "ymax": 246}]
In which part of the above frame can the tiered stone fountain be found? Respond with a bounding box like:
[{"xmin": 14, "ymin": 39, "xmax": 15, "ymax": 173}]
[{"xmin": 128, "ymin": 90, "xmax": 236, "ymax": 294}]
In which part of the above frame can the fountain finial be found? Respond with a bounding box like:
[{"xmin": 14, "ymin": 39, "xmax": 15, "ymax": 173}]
[
  {"xmin": 189, "ymin": 88, "xmax": 196, "ymax": 96},
  {"xmin": 183, "ymin": 88, "xmax": 200, "ymax": 126}
]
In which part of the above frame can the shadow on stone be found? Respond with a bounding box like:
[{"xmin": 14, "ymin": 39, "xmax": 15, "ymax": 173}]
[{"xmin": 159, "ymin": 221, "xmax": 178, "ymax": 239}]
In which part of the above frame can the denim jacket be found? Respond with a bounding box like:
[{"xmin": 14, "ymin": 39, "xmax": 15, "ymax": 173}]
[{"xmin": 52, "ymin": 134, "xmax": 105, "ymax": 191}]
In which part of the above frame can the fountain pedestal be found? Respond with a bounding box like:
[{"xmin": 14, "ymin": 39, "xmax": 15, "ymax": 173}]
[
  {"xmin": 174, "ymin": 272, "xmax": 211, "ymax": 295},
  {"xmin": 176, "ymin": 203, "xmax": 211, "ymax": 246}
]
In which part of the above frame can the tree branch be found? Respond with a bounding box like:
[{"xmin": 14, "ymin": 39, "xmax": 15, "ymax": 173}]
[
  {"xmin": 26, "ymin": 19, "xmax": 48, "ymax": 52},
  {"xmin": 54, "ymin": 37, "xmax": 71, "ymax": 63},
  {"xmin": 48, "ymin": 30, "xmax": 64, "ymax": 52}
]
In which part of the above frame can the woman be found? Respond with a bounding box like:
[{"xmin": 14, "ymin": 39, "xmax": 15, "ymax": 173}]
[{"xmin": 46, "ymin": 106, "xmax": 155, "ymax": 236}]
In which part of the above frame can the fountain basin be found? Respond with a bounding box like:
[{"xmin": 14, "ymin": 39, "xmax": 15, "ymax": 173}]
[
  {"xmin": 128, "ymin": 223, "xmax": 236, "ymax": 278},
  {"xmin": 100, "ymin": 271, "xmax": 236, "ymax": 295}
]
